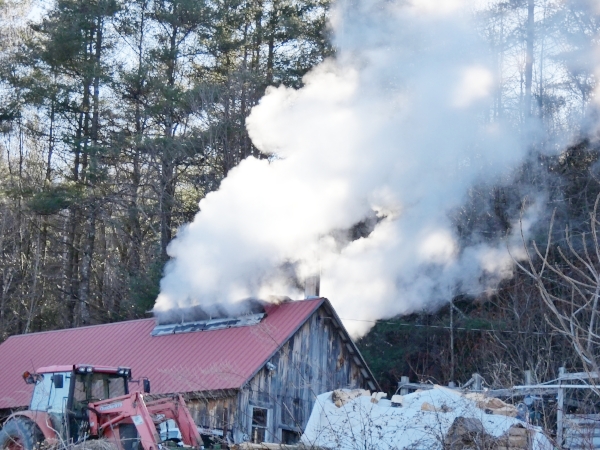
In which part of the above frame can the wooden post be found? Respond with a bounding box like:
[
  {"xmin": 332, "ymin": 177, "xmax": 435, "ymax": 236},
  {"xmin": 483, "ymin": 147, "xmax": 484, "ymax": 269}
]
[
  {"xmin": 524, "ymin": 370, "xmax": 532, "ymax": 386},
  {"xmin": 557, "ymin": 367, "xmax": 566, "ymax": 448},
  {"xmin": 223, "ymin": 407, "xmax": 228, "ymax": 445},
  {"xmin": 450, "ymin": 298, "xmax": 454, "ymax": 383},
  {"xmin": 400, "ymin": 376, "xmax": 409, "ymax": 395},
  {"xmin": 473, "ymin": 373, "xmax": 483, "ymax": 391}
]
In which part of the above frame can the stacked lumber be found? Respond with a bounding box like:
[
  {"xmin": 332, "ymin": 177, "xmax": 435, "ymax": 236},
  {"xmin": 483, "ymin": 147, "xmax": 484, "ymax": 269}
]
[
  {"xmin": 444, "ymin": 417, "xmax": 495, "ymax": 449},
  {"xmin": 331, "ymin": 389, "xmax": 370, "ymax": 407},
  {"xmin": 496, "ymin": 424, "xmax": 532, "ymax": 450},
  {"xmin": 444, "ymin": 418, "xmax": 533, "ymax": 450},
  {"xmin": 465, "ymin": 393, "xmax": 518, "ymax": 418}
]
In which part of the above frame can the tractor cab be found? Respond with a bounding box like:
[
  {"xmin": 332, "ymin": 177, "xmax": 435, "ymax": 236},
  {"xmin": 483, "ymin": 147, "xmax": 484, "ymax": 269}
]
[
  {"xmin": 3, "ymin": 364, "xmax": 197, "ymax": 450},
  {"xmin": 24, "ymin": 364, "xmax": 131, "ymax": 441}
]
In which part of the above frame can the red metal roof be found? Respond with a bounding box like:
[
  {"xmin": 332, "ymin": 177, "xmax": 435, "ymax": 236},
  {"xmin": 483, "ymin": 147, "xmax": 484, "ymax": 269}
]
[{"xmin": 0, "ymin": 298, "xmax": 324, "ymax": 410}]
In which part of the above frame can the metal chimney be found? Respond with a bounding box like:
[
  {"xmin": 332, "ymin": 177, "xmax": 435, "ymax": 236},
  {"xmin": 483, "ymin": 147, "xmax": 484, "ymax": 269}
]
[{"xmin": 304, "ymin": 274, "xmax": 320, "ymax": 298}]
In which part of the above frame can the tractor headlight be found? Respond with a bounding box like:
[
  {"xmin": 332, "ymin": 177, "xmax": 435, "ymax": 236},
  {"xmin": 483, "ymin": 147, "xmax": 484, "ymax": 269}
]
[
  {"xmin": 86, "ymin": 366, "xmax": 93, "ymax": 373},
  {"xmin": 117, "ymin": 367, "xmax": 131, "ymax": 378}
]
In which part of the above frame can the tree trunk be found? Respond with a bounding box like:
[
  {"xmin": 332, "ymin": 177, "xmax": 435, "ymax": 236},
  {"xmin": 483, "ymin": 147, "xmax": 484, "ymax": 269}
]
[
  {"xmin": 266, "ymin": 0, "xmax": 278, "ymax": 87},
  {"xmin": 128, "ymin": 0, "xmax": 147, "ymax": 275},
  {"xmin": 63, "ymin": 206, "xmax": 80, "ymax": 328},
  {"xmin": 46, "ymin": 98, "xmax": 55, "ymax": 183},
  {"xmin": 78, "ymin": 15, "xmax": 104, "ymax": 325},
  {"xmin": 524, "ymin": 0, "xmax": 534, "ymax": 119},
  {"xmin": 24, "ymin": 219, "xmax": 41, "ymax": 333},
  {"xmin": 160, "ymin": 156, "xmax": 174, "ymax": 261},
  {"xmin": 78, "ymin": 200, "xmax": 96, "ymax": 326},
  {"xmin": 160, "ymin": 26, "xmax": 178, "ymax": 261}
]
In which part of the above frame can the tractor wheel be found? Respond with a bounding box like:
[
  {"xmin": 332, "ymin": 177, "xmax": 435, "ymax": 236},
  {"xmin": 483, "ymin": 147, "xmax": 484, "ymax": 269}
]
[{"xmin": 0, "ymin": 419, "xmax": 43, "ymax": 450}]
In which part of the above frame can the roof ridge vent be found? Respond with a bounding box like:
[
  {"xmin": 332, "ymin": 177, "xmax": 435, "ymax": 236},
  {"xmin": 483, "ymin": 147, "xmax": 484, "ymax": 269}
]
[{"xmin": 151, "ymin": 312, "xmax": 266, "ymax": 337}]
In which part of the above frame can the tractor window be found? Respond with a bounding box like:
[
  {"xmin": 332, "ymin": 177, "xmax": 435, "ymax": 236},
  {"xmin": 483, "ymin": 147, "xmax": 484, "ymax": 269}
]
[
  {"xmin": 30, "ymin": 374, "xmax": 51, "ymax": 411},
  {"xmin": 48, "ymin": 372, "xmax": 71, "ymax": 414},
  {"xmin": 74, "ymin": 376, "xmax": 87, "ymax": 404},
  {"xmin": 30, "ymin": 372, "xmax": 71, "ymax": 413},
  {"xmin": 74, "ymin": 373, "xmax": 127, "ymax": 404},
  {"xmin": 107, "ymin": 376, "xmax": 126, "ymax": 398},
  {"xmin": 90, "ymin": 377, "xmax": 106, "ymax": 400}
]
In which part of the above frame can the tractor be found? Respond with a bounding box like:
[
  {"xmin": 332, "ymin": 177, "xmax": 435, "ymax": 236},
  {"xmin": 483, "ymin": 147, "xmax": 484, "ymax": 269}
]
[{"xmin": 0, "ymin": 364, "xmax": 202, "ymax": 450}]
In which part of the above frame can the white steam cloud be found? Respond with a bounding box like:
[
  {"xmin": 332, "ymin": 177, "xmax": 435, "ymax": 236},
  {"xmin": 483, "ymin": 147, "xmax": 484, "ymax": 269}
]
[{"xmin": 155, "ymin": 0, "xmax": 544, "ymax": 336}]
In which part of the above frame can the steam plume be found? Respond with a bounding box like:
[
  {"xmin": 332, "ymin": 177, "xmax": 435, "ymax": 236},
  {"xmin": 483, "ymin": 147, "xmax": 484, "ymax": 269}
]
[{"xmin": 155, "ymin": 0, "xmax": 568, "ymax": 336}]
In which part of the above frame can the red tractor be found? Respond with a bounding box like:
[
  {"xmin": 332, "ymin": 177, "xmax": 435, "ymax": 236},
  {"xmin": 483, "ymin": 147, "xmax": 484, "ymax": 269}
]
[{"xmin": 0, "ymin": 364, "xmax": 202, "ymax": 450}]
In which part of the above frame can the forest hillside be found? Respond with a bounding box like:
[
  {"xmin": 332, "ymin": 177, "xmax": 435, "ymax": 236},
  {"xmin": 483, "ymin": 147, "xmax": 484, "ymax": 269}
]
[{"xmin": 1, "ymin": 0, "xmax": 600, "ymax": 391}]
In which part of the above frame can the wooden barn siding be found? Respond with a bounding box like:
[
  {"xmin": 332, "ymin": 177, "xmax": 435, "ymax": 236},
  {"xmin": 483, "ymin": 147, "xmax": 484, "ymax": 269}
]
[
  {"xmin": 234, "ymin": 305, "xmax": 368, "ymax": 443},
  {"xmin": 186, "ymin": 394, "xmax": 237, "ymax": 431}
]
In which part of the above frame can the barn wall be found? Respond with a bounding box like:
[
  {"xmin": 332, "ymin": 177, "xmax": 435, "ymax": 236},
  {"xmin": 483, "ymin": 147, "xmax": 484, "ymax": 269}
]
[
  {"xmin": 233, "ymin": 304, "xmax": 372, "ymax": 444},
  {"xmin": 187, "ymin": 396, "xmax": 236, "ymax": 429},
  {"xmin": 184, "ymin": 392, "xmax": 238, "ymax": 443}
]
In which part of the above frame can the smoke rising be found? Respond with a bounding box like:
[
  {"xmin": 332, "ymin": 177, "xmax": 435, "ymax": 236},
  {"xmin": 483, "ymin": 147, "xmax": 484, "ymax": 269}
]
[{"xmin": 154, "ymin": 0, "xmax": 588, "ymax": 336}]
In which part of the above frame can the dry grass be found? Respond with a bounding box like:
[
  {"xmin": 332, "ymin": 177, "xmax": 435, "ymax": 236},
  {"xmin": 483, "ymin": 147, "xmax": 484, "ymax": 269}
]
[
  {"xmin": 43, "ymin": 439, "xmax": 118, "ymax": 450},
  {"xmin": 71, "ymin": 440, "xmax": 118, "ymax": 450}
]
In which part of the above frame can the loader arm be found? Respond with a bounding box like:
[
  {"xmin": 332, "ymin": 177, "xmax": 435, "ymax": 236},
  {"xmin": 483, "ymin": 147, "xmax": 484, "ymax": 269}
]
[
  {"xmin": 145, "ymin": 395, "xmax": 202, "ymax": 447},
  {"xmin": 87, "ymin": 392, "xmax": 161, "ymax": 450}
]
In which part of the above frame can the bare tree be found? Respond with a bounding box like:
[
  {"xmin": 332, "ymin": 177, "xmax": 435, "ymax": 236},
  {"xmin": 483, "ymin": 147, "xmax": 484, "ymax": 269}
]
[{"xmin": 516, "ymin": 194, "xmax": 600, "ymax": 374}]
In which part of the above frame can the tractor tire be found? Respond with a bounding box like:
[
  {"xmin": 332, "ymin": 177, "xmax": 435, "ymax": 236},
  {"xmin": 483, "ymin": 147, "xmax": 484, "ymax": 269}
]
[{"xmin": 0, "ymin": 418, "xmax": 43, "ymax": 450}]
